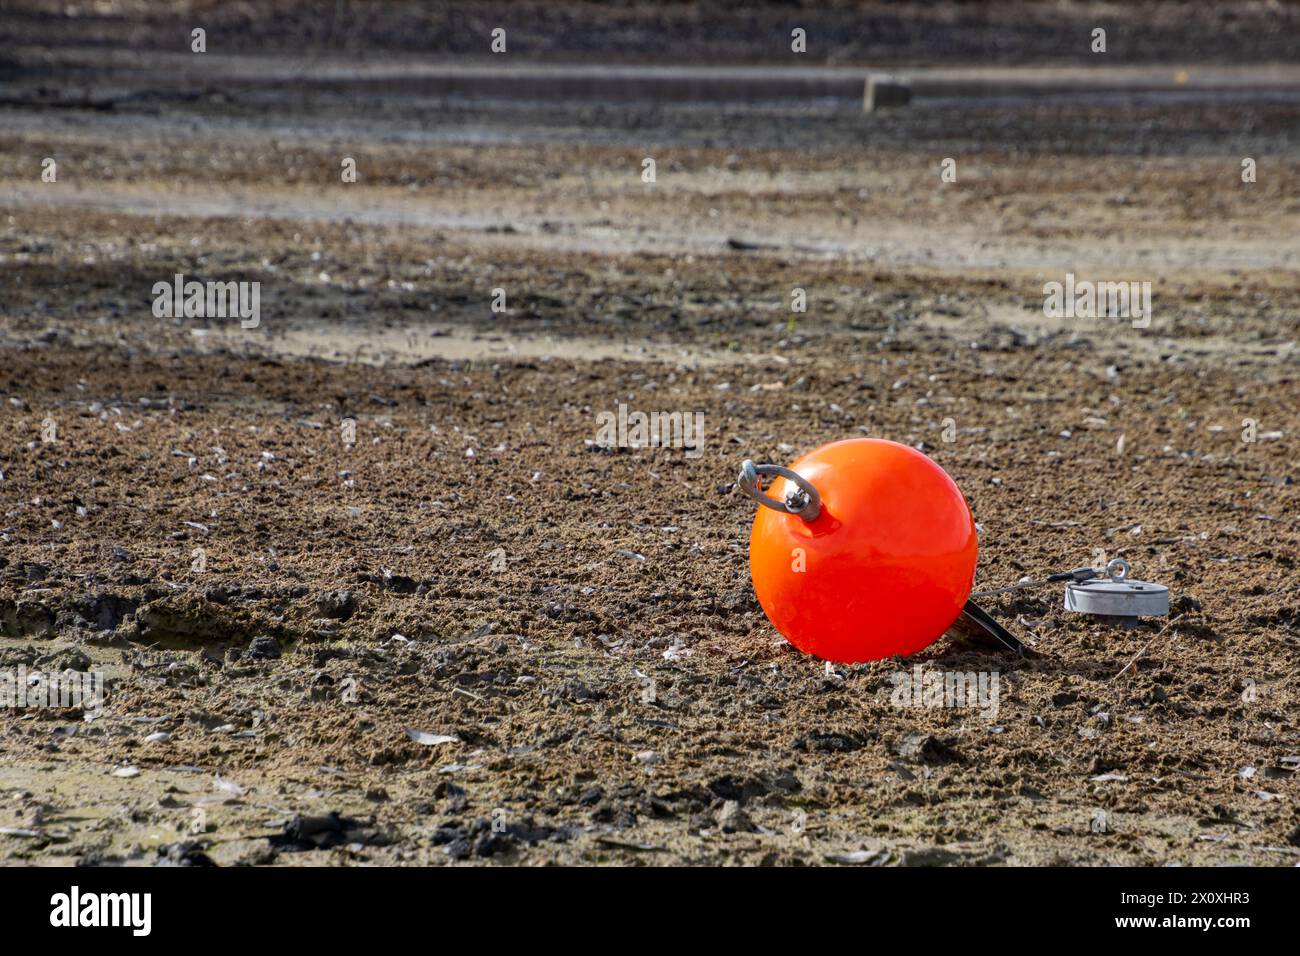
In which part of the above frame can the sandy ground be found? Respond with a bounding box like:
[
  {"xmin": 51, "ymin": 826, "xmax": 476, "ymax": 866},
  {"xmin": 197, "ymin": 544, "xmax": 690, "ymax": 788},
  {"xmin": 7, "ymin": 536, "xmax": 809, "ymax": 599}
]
[{"xmin": 1, "ymin": 3, "xmax": 1299, "ymax": 866}]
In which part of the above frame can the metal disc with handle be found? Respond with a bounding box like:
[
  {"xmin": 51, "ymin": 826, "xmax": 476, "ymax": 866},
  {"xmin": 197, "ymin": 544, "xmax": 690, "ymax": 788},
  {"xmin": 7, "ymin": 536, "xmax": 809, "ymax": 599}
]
[{"xmin": 1064, "ymin": 559, "xmax": 1169, "ymax": 617}]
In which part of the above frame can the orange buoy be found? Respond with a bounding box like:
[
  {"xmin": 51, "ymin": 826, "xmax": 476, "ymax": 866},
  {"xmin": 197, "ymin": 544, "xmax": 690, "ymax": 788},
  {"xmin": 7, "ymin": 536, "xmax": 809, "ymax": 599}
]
[{"xmin": 739, "ymin": 438, "xmax": 977, "ymax": 663}]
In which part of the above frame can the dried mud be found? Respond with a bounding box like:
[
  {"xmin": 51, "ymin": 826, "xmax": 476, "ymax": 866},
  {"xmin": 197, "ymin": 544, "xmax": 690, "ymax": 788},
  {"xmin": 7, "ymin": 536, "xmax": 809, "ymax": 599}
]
[{"xmin": 1, "ymin": 4, "xmax": 1298, "ymax": 866}]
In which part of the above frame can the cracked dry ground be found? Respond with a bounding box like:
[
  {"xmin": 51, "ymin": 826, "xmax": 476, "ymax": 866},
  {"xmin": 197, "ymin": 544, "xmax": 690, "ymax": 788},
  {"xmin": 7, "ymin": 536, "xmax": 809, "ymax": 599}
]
[{"xmin": 1, "ymin": 95, "xmax": 1299, "ymax": 865}]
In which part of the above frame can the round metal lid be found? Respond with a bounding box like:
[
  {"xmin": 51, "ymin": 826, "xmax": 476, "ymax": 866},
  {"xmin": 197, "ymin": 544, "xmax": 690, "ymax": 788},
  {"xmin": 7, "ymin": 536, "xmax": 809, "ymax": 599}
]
[
  {"xmin": 1064, "ymin": 578, "xmax": 1169, "ymax": 617},
  {"xmin": 1063, "ymin": 558, "xmax": 1169, "ymax": 617}
]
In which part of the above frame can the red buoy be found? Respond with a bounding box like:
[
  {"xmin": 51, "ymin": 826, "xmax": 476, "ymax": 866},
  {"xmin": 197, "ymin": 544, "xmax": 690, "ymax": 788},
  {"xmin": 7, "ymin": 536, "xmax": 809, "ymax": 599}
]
[{"xmin": 740, "ymin": 438, "xmax": 977, "ymax": 663}]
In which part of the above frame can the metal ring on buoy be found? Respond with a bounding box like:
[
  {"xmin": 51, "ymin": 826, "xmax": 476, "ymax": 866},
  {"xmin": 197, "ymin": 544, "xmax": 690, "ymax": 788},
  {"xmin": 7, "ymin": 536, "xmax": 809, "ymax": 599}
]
[{"xmin": 737, "ymin": 459, "xmax": 821, "ymax": 521}]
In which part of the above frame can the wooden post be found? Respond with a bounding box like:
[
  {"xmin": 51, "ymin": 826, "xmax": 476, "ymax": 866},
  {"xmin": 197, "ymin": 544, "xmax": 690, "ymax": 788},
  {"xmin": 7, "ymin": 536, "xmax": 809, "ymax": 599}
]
[{"xmin": 864, "ymin": 75, "xmax": 912, "ymax": 112}]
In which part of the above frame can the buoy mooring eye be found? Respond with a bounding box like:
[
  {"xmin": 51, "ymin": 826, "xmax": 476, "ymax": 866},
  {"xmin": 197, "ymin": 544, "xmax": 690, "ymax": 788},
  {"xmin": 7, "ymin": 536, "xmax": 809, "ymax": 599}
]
[{"xmin": 737, "ymin": 459, "xmax": 821, "ymax": 521}]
